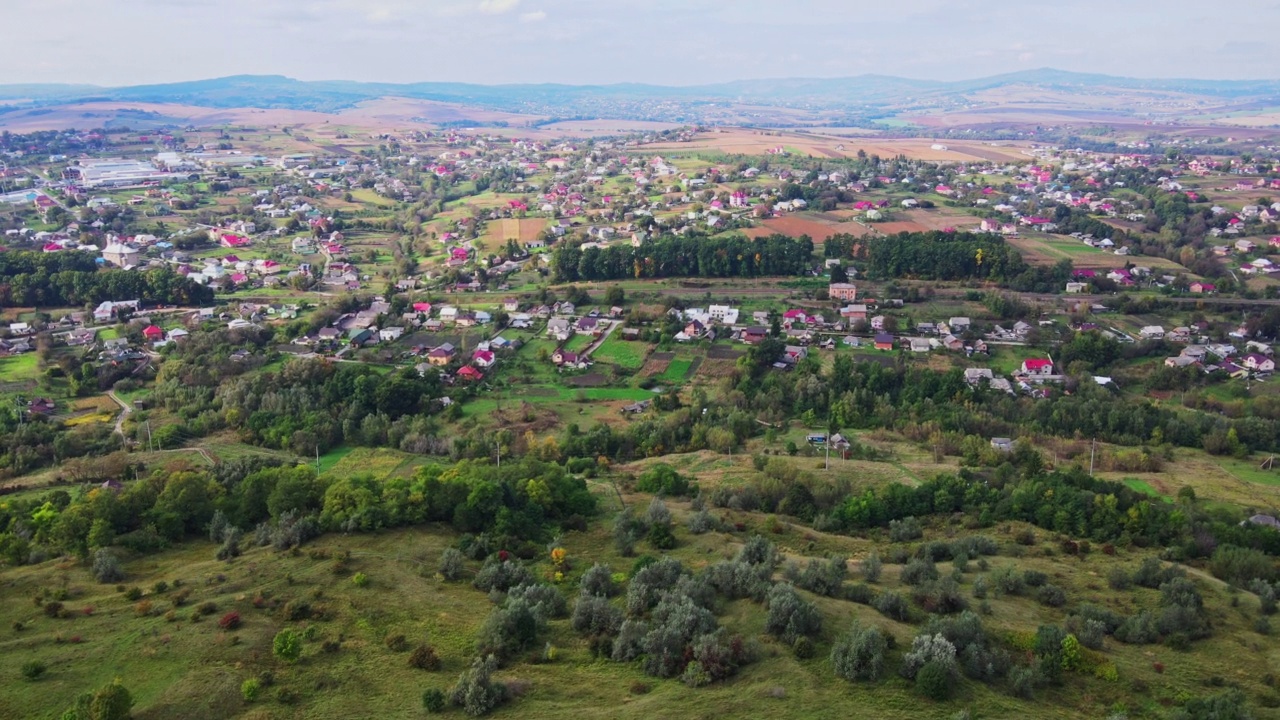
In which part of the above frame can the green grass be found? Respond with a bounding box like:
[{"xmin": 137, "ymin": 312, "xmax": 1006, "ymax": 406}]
[
  {"xmin": 562, "ymin": 334, "xmax": 594, "ymax": 353},
  {"xmin": 0, "ymin": 511, "xmax": 1271, "ymax": 720},
  {"xmin": 1123, "ymin": 478, "xmax": 1172, "ymax": 502},
  {"xmin": 657, "ymin": 358, "xmax": 693, "ymax": 384},
  {"xmin": 0, "ymin": 353, "xmax": 40, "ymax": 382},
  {"xmin": 590, "ymin": 338, "xmax": 648, "ymax": 371},
  {"xmin": 315, "ymin": 445, "xmax": 355, "ymax": 474}
]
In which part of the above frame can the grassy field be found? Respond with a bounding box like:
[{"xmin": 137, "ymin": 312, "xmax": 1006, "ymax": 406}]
[
  {"xmin": 1122, "ymin": 478, "xmax": 1172, "ymax": 503},
  {"xmin": 590, "ymin": 339, "xmax": 648, "ymax": 371},
  {"xmin": 0, "ymin": 505, "xmax": 1275, "ymax": 720},
  {"xmin": 657, "ymin": 358, "xmax": 693, "ymax": 384},
  {"xmin": 0, "ymin": 353, "xmax": 40, "ymax": 382}
]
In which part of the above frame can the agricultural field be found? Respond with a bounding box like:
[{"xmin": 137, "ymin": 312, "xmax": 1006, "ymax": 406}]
[{"xmin": 590, "ymin": 338, "xmax": 649, "ymax": 371}]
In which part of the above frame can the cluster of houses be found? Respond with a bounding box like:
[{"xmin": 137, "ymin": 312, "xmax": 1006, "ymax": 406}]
[{"xmin": 1164, "ymin": 339, "xmax": 1275, "ymax": 378}]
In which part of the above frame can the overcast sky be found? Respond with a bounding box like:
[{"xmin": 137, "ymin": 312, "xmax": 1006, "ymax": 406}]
[{"xmin": 7, "ymin": 0, "xmax": 1278, "ymax": 86}]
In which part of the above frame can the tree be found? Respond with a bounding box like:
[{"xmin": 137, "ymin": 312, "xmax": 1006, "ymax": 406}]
[
  {"xmin": 273, "ymin": 629, "xmax": 302, "ymax": 663},
  {"xmin": 92, "ymin": 548, "xmax": 125, "ymax": 584},
  {"xmin": 604, "ymin": 285, "xmax": 625, "ymax": 306},
  {"xmin": 448, "ymin": 654, "xmax": 508, "ymax": 717},
  {"xmin": 830, "ymin": 263, "xmax": 848, "ymax": 284},
  {"xmin": 831, "ymin": 624, "xmax": 888, "ymax": 681}
]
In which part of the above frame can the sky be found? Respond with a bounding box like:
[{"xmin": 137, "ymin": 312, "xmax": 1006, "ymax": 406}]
[{"xmin": 6, "ymin": 0, "xmax": 1279, "ymax": 87}]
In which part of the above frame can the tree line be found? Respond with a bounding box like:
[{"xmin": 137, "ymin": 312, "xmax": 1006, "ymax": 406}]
[
  {"xmin": 0, "ymin": 251, "xmax": 213, "ymax": 308},
  {"xmin": 551, "ymin": 233, "xmax": 814, "ymax": 282}
]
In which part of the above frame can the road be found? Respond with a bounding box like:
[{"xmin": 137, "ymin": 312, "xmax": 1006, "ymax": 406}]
[
  {"xmin": 581, "ymin": 319, "xmax": 622, "ymax": 359},
  {"xmin": 106, "ymin": 390, "xmax": 132, "ymax": 438}
]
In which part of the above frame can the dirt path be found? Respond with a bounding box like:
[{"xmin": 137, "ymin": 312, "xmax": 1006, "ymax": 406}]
[{"xmin": 580, "ymin": 320, "xmax": 621, "ymax": 359}]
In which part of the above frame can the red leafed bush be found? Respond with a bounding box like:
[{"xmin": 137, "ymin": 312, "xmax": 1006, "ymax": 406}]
[{"xmin": 218, "ymin": 611, "xmax": 242, "ymax": 630}]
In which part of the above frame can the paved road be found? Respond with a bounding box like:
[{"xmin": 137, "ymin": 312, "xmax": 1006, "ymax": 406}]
[{"xmin": 106, "ymin": 390, "xmax": 131, "ymax": 437}]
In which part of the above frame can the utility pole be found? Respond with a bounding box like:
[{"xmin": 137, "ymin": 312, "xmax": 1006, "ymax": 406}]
[
  {"xmin": 825, "ymin": 438, "xmax": 830, "ymax": 471},
  {"xmin": 315, "ymin": 445, "xmax": 320, "ymax": 473},
  {"xmin": 1089, "ymin": 437, "xmax": 1096, "ymax": 476},
  {"xmin": 146, "ymin": 420, "xmax": 153, "ymax": 452}
]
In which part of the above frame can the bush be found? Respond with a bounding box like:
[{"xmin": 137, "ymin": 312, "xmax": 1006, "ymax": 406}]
[
  {"xmin": 351, "ymin": 572, "xmax": 370, "ymax": 588},
  {"xmin": 972, "ymin": 575, "xmax": 989, "ymax": 599},
  {"xmin": 1022, "ymin": 570, "xmax": 1048, "ymax": 587},
  {"xmin": 873, "ymin": 591, "xmax": 912, "ymax": 622},
  {"xmin": 423, "ymin": 688, "xmax": 446, "ymax": 712},
  {"xmin": 579, "ymin": 563, "xmax": 618, "ymax": 597},
  {"xmin": 636, "ymin": 464, "xmax": 691, "ymax": 497},
  {"xmin": 687, "ymin": 510, "xmax": 713, "ymax": 534},
  {"xmin": 410, "ymin": 644, "xmax": 442, "ymax": 671},
  {"xmin": 889, "ymin": 517, "xmax": 924, "ymax": 542},
  {"xmin": 92, "ymin": 549, "xmax": 125, "ymax": 584},
  {"xmin": 21, "ymin": 660, "xmax": 46, "ymax": 681},
  {"xmin": 626, "ymin": 557, "xmax": 686, "ymax": 616},
  {"xmin": 644, "ymin": 497, "xmax": 671, "ymax": 527},
  {"xmin": 1133, "ymin": 557, "xmax": 1182, "ymax": 589},
  {"xmin": 1210, "ymin": 545, "xmax": 1275, "ymax": 586},
  {"xmin": 736, "ymin": 535, "xmax": 779, "ymax": 567},
  {"xmin": 474, "ymin": 560, "xmax": 535, "ymax": 594},
  {"xmin": 901, "ymin": 557, "xmax": 939, "ymax": 586},
  {"xmin": 901, "ymin": 633, "xmax": 958, "ymax": 680},
  {"xmin": 65, "ymin": 680, "xmax": 133, "ymax": 720},
  {"xmin": 476, "ymin": 600, "xmax": 540, "ymax": 661},
  {"xmin": 1114, "ymin": 610, "xmax": 1160, "ymax": 645},
  {"xmin": 832, "ymin": 624, "xmax": 888, "ymax": 681},
  {"xmin": 241, "ymin": 678, "xmax": 261, "ymax": 702},
  {"xmin": 705, "ymin": 560, "xmax": 771, "ymax": 601},
  {"xmin": 862, "ymin": 551, "xmax": 883, "ymax": 583},
  {"xmin": 765, "ymin": 583, "xmax": 822, "ymax": 644},
  {"xmin": 218, "ymin": 611, "xmax": 242, "ymax": 630},
  {"xmin": 1107, "ymin": 568, "xmax": 1133, "ymax": 591},
  {"xmin": 439, "ymin": 548, "xmax": 466, "ymax": 581},
  {"xmin": 990, "ymin": 566, "xmax": 1025, "ymax": 596},
  {"xmin": 506, "ymin": 583, "xmax": 567, "ymax": 622},
  {"xmin": 795, "ymin": 556, "xmax": 848, "ymax": 597},
  {"xmin": 1037, "ymin": 584, "xmax": 1067, "ymax": 607},
  {"xmin": 571, "ymin": 594, "xmax": 623, "ymax": 637},
  {"xmin": 647, "ymin": 522, "xmax": 676, "ymax": 550},
  {"xmin": 385, "ymin": 633, "xmax": 409, "ymax": 652},
  {"xmin": 917, "ymin": 660, "xmax": 955, "ymax": 700},
  {"xmin": 273, "ymin": 629, "xmax": 302, "ymax": 663},
  {"xmin": 449, "ymin": 654, "xmax": 508, "ymax": 717}
]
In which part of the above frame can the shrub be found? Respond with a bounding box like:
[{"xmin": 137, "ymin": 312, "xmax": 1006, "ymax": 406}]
[
  {"xmin": 422, "ymin": 688, "xmax": 446, "ymax": 712},
  {"xmin": 862, "ymin": 552, "xmax": 883, "ymax": 583},
  {"xmin": 901, "ymin": 633, "xmax": 958, "ymax": 680},
  {"xmin": 1210, "ymin": 545, "xmax": 1275, "ymax": 586},
  {"xmin": 1114, "ymin": 610, "xmax": 1160, "ymax": 645},
  {"xmin": 972, "ymin": 575, "xmax": 989, "ymax": 599},
  {"xmin": 218, "ymin": 612, "xmax": 242, "ymax": 630},
  {"xmin": 636, "ymin": 464, "xmax": 691, "ymax": 497},
  {"xmin": 736, "ymin": 535, "xmax": 779, "ymax": 567},
  {"xmin": 385, "ymin": 633, "xmax": 409, "ymax": 652},
  {"xmin": 196, "ymin": 601, "xmax": 217, "ymax": 616},
  {"xmin": 65, "ymin": 680, "xmax": 133, "ymax": 720},
  {"xmin": 832, "ymin": 624, "xmax": 888, "ymax": 681},
  {"xmin": 151, "ymin": 581, "xmax": 169, "ymax": 594},
  {"xmin": 889, "ymin": 517, "xmax": 924, "ymax": 542},
  {"xmin": 122, "ymin": 587, "xmax": 143, "ymax": 601},
  {"xmin": 901, "ymin": 557, "xmax": 939, "ymax": 586},
  {"xmin": 473, "ymin": 560, "xmax": 535, "ymax": 594},
  {"xmin": 795, "ymin": 556, "xmax": 848, "ymax": 597},
  {"xmin": 92, "ymin": 549, "xmax": 125, "ymax": 584},
  {"xmin": 506, "ymin": 583, "xmax": 567, "ymax": 622},
  {"xmin": 273, "ymin": 629, "xmax": 302, "ymax": 663},
  {"xmin": 216, "ymin": 527, "xmax": 242, "ymax": 561},
  {"xmin": 917, "ymin": 660, "xmax": 954, "ymax": 700},
  {"xmin": 579, "ymin": 563, "xmax": 618, "ymax": 598},
  {"xmin": 1107, "ymin": 568, "xmax": 1133, "ymax": 591},
  {"xmin": 1022, "ymin": 570, "xmax": 1048, "ymax": 587},
  {"xmin": 688, "ymin": 510, "xmax": 713, "ymax": 534},
  {"xmin": 765, "ymin": 583, "xmax": 822, "ymax": 644},
  {"xmin": 873, "ymin": 591, "xmax": 912, "ymax": 622},
  {"xmin": 351, "ymin": 572, "xmax": 370, "ymax": 588},
  {"xmin": 1037, "ymin": 584, "xmax": 1067, "ymax": 607},
  {"xmin": 990, "ymin": 566, "xmax": 1025, "ymax": 596},
  {"xmin": 626, "ymin": 557, "xmax": 686, "ymax": 616},
  {"xmin": 476, "ymin": 600, "xmax": 540, "ymax": 661},
  {"xmin": 571, "ymin": 594, "xmax": 623, "ymax": 637},
  {"xmin": 644, "ymin": 497, "xmax": 671, "ymax": 527},
  {"xmin": 241, "ymin": 678, "xmax": 261, "ymax": 701},
  {"xmin": 410, "ymin": 644, "xmax": 442, "ymax": 671},
  {"xmin": 705, "ymin": 560, "xmax": 771, "ymax": 601},
  {"xmin": 133, "ymin": 600, "xmax": 153, "ymax": 617},
  {"xmin": 1009, "ymin": 665, "xmax": 1036, "ymax": 698},
  {"xmin": 439, "ymin": 548, "xmax": 466, "ymax": 581},
  {"xmin": 448, "ymin": 654, "xmax": 508, "ymax": 717},
  {"xmin": 647, "ymin": 522, "xmax": 676, "ymax": 550},
  {"xmin": 21, "ymin": 660, "xmax": 46, "ymax": 681},
  {"xmin": 1133, "ymin": 557, "xmax": 1182, "ymax": 589},
  {"xmin": 44, "ymin": 601, "xmax": 65, "ymax": 618}
]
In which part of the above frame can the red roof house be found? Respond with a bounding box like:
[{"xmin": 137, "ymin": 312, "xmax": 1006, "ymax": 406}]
[{"xmin": 142, "ymin": 325, "xmax": 164, "ymax": 341}]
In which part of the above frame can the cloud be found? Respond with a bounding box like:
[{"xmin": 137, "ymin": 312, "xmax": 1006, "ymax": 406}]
[
  {"xmin": 519, "ymin": 10, "xmax": 546, "ymax": 22},
  {"xmin": 478, "ymin": 0, "xmax": 519, "ymax": 14}
]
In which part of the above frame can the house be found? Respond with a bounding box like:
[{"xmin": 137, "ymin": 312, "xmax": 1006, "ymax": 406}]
[
  {"xmin": 1165, "ymin": 355, "xmax": 1199, "ymax": 368},
  {"xmin": 379, "ymin": 326, "xmax": 404, "ymax": 342},
  {"xmin": 142, "ymin": 325, "xmax": 164, "ymax": 342},
  {"xmin": 683, "ymin": 319, "xmax": 706, "ymax": 338},
  {"xmin": 1065, "ymin": 282, "xmax": 1089, "ymax": 294},
  {"xmin": 708, "ymin": 305, "xmax": 739, "ymax": 325},
  {"xmin": 909, "ymin": 338, "xmax": 932, "ymax": 353},
  {"xmin": 547, "ymin": 318, "xmax": 571, "ymax": 341},
  {"xmin": 840, "ymin": 304, "xmax": 868, "ymax": 321},
  {"xmin": 829, "ymin": 283, "xmax": 858, "ymax": 302},
  {"xmin": 473, "ymin": 350, "xmax": 496, "ymax": 368},
  {"xmin": 783, "ymin": 345, "xmax": 808, "ymax": 364},
  {"xmin": 949, "ymin": 317, "xmax": 971, "ymax": 332},
  {"xmin": 1021, "ymin": 358, "xmax": 1054, "ymax": 375},
  {"xmin": 577, "ymin": 316, "xmax": 602, "ymax": 335},
  {"xmin": 502, "ymin": 298, "xmax": 520, "ymax": 312},
  {"xmin": 1189, "ymin": 282, "xmax": 1216, "ymax": 294},
  {"xmin": 1244, "ymin": 354, "xmax": 1276, "ymax": 373},
  {"xmin": 101, "ymin": 242, "xmax": 141, "ymax": 267},
  {"xmin": 457, "ymin": 366, "xmax": 484, "ymax": 382},
  {"xmin": 93, "ymin": 300, "xmax": 139, "ymax": 322},
  {"xmin": 28, "ymin": 397, "xmax": 56, "ymax": 415},
  {"xmin": 412, "ymin": 302, "xmax": 433, "ymax": 315},
  {"xmin": 551, "ymin": 349, "xmax": 579, "ymax": 366},
  {"xmin": 220, "ymin": 233, "xmax": 251, "ymax": 249},
  {"xmin": 990, "ymin": 438, "xmax": 1015, "ymax": 453},
  {"xmin": 426, "ymin": 343, "xmax": 456, "ymax": 366},
  {"xmin": 1139, "ymin": 326, "xmax": 1165, "ymax": 340},
  {"xmin": 1245, "ymin": 514, "xmax": 1280, "ymax": 530},
  {"xmin": 742, "ymin": 326, "xmax": 768, "ymax": 345},
  {"xmin": 873, "ymin": 333, "xmax": 894, "ymax": 351},
  {"xmin": 964, "ymin": 368, "xmax": 994, "ymax": 385},
  {"xmin": 621, "ymin": 399, "xmax": 652, "ymax": 415}
]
